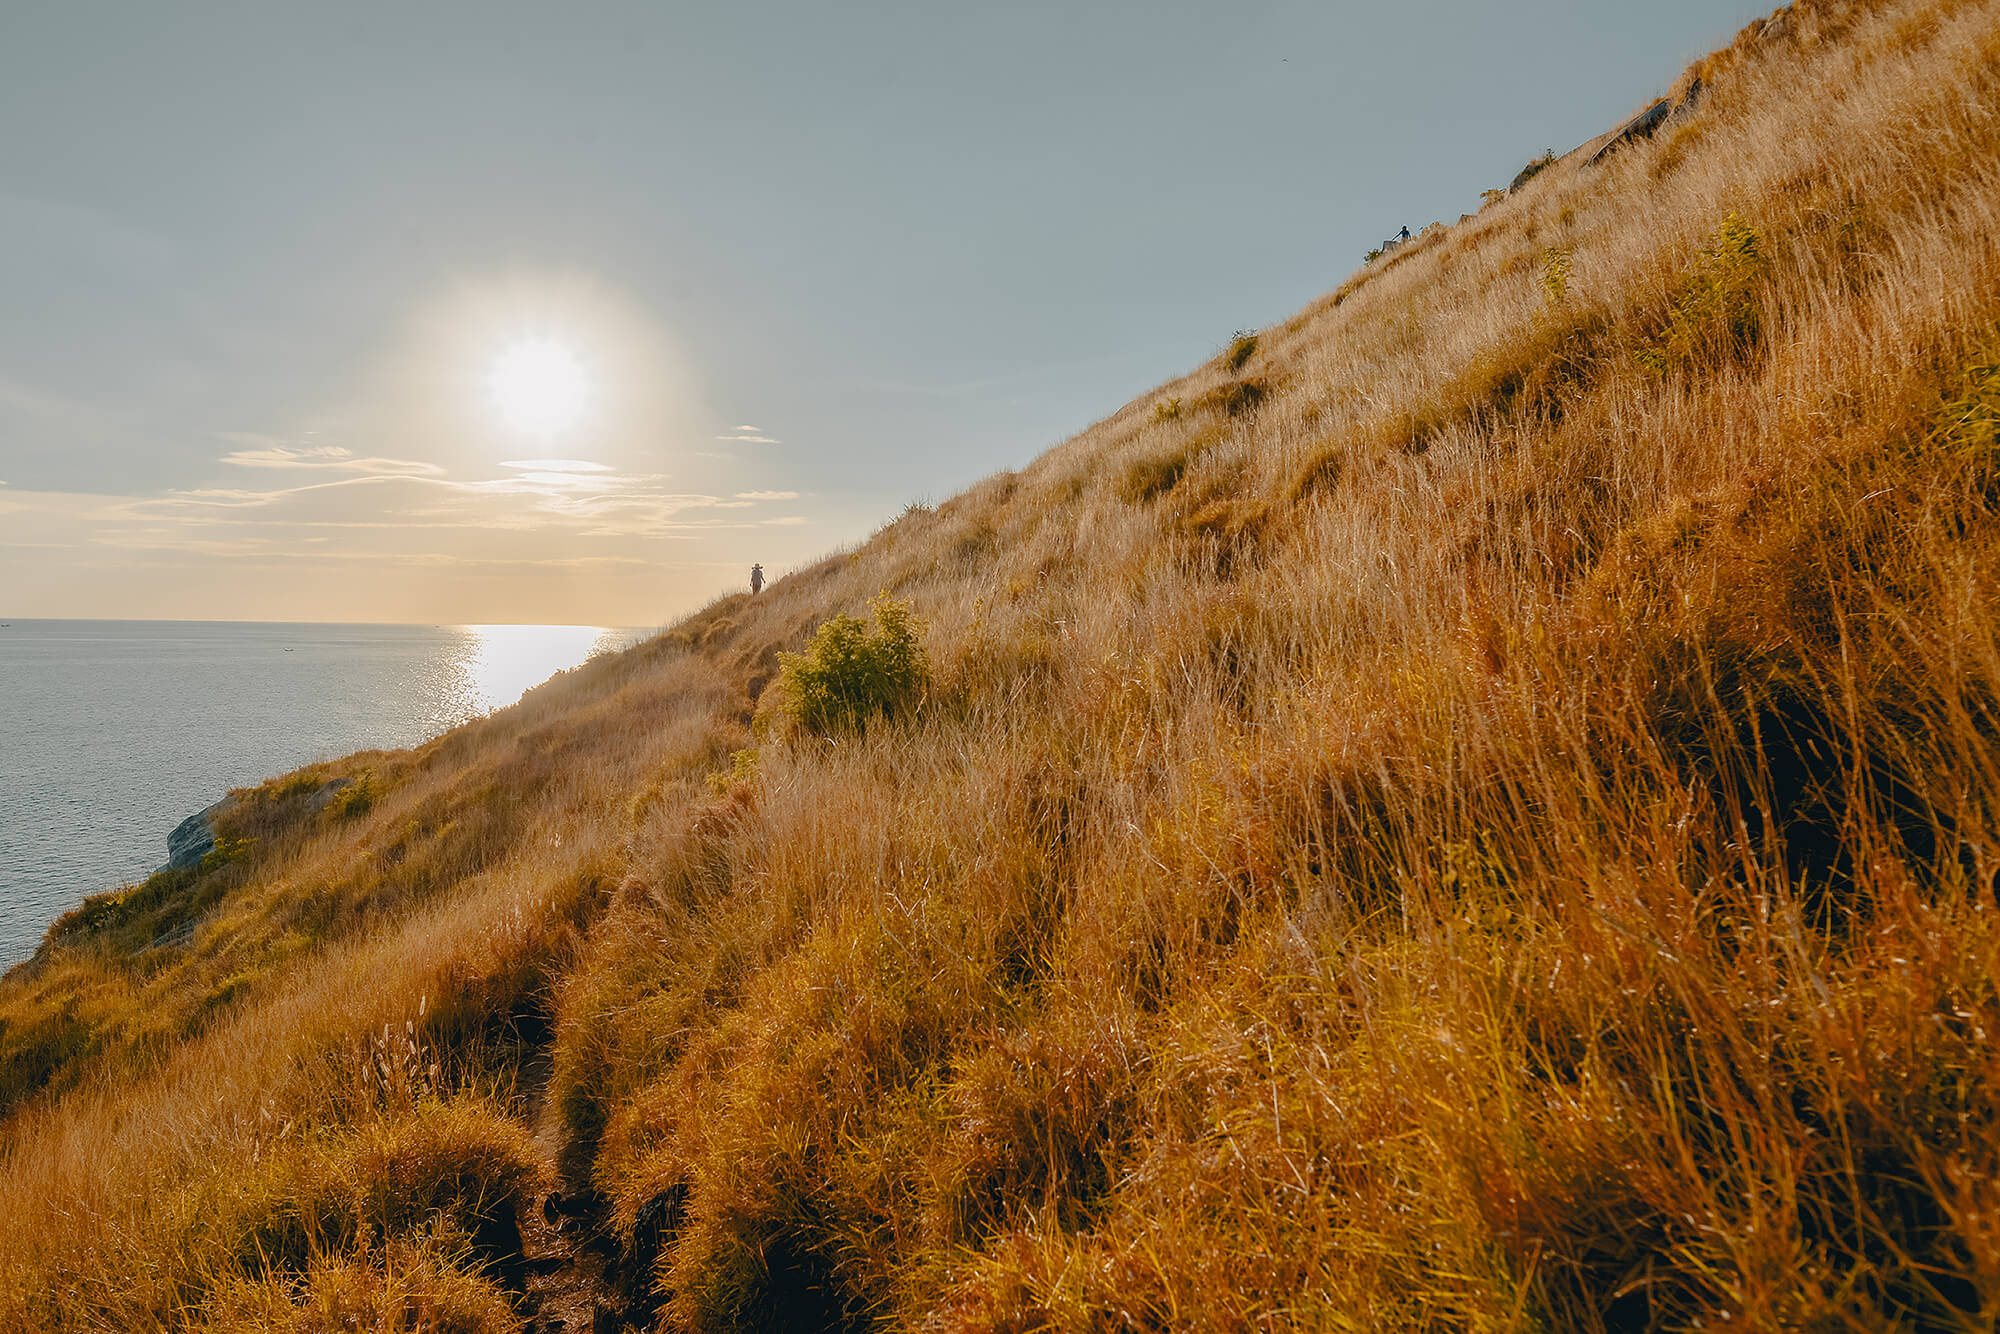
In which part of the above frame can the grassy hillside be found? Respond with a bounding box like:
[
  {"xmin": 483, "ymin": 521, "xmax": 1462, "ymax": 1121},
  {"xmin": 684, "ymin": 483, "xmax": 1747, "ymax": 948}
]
[{"xmin": 8, "ymin": 0, "xmax": 2000, "ymax": 1327}]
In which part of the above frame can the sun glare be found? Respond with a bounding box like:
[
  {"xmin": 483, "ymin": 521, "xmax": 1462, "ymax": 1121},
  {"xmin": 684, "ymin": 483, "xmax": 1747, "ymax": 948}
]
[
  {"xmin": 462, "ymin": 623, "xmax": 616, "ymax": 711},
  {"xmin": 488, "ymin": 335, "xmax": 589, "ymax": 437}
]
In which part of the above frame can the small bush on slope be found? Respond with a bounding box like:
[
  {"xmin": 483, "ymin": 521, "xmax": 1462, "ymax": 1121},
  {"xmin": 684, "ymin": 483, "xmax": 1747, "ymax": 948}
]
[{"xmin": 776, "ymin": 593, "xmax": 928, "ymax": 735}]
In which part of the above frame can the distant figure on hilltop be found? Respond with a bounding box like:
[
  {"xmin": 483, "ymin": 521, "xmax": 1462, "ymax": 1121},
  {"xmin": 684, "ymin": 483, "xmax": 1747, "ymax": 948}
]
[
  {"xmin": 750, "ymin": 563, "xmax": 765, "ymax": 595},
  {"xmin": 1398, "ymin": 225, "xmax": 1411, "ymax": 242}
]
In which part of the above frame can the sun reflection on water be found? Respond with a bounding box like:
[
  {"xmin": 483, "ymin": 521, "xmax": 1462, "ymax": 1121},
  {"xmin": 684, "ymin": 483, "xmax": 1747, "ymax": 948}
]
[{"xmin": 460, "ymin": 624, "xmax": 628, "ymax": 713}]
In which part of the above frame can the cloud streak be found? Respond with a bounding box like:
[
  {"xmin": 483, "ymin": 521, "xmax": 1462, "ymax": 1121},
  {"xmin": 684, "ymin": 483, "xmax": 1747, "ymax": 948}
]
[
  {"xmin": 219, "ymin": 442, "xmax": 444, "ymax": 476},
  {"xmin": 499, "ymin": 459, "xmax": 612, "ymax": 473},
  {"xmin": 143, "ymin": 459, "xmax": 794, "ymax": 542}
]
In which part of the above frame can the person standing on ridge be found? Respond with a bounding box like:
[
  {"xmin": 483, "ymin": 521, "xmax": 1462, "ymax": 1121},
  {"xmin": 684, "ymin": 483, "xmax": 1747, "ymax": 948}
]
[{"xmin": 750, "ymin": 563, "xmax": 765, "ymax": 595}]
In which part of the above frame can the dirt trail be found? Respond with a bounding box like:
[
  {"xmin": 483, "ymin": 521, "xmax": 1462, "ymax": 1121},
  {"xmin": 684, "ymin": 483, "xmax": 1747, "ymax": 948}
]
[{"xmin": 510, "ymin": 1047, "xmax": 637, "ymax": 1334}]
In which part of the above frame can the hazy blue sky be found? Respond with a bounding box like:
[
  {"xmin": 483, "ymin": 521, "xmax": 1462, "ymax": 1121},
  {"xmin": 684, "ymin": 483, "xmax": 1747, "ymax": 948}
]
[{"xmin": 0, "ymin": 1, "xmax": 1771, "ymax": 624}]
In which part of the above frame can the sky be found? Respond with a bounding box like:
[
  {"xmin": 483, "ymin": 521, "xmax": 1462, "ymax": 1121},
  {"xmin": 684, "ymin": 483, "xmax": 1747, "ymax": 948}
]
[{"xmin": 0, "ymin": 0, "xmax": 1773, "ymax": 626}]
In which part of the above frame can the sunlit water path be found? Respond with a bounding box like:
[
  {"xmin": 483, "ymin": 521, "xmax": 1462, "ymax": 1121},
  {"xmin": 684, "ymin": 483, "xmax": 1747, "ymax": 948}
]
[{"xmin": 0, "ymin": 620, "xmax": 646, "ymax": 966}]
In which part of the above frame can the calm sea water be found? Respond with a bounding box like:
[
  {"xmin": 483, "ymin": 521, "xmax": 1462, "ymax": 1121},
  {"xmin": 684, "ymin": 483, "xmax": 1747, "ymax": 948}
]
[{"xmin": 0, "ymin": 620, "xmax": 645, "ymax": 966}]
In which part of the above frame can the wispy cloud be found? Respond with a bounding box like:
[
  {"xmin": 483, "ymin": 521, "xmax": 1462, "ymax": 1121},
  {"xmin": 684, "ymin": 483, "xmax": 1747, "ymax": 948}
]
[
  {"xmin": 482, "ymin": 470, "xmax": 632, "ymax": 492},
  {"xmin": 153, "ymin": 473, "xmax": 459, "ymax": 509},
  {"xmin": 760, "ymin": 515, "xmax": 808, "ymax": 526},
  {"xmin": 716, "ymin": 423, "xmax": 780, "ymax": 445},
  {"xmin": 77, "ymin": 525, "xmax": 659, "ymax": 568},
  {"xmin": 734, "ymin": 490, "xmax": 798, "ymax": 501},
  {"xmin": 219, "ymin": 443, "xmax": 444, "ymax": 476},
  {"xmin": 499, "ymin": 459, "xmax": 612, "ymax": 474}
]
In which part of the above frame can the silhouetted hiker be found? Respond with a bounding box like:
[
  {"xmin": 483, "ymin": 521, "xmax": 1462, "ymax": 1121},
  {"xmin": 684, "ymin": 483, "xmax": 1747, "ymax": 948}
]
[
  {"xmin": 750, "ymin": 563, "xmax": 765, "ymax": 595},
  {"xmin": 1398, "ymin": 225, "xmax": 1412, "ymax": 242}
]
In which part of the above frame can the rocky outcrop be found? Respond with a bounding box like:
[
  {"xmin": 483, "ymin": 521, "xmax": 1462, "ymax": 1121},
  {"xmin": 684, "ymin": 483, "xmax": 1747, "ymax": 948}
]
[
  {"xmin": 1504, "ymin": 76, "xmax": 1707, "ymax": 202},
  {"xmin": 1507, "ymin": 151, "xmax": 1558, "ymax": 194},
  {"xmin": 1528, "ymin": 0, "xmax": 1841, "ymax": 193},
  {"xmin": 158, "ymin": 777, "xmax": 356, "ymax": 874},
  {"xmin": 1584, "ymin": 77, "xmax": 1704, "ymax": 168},
  {"xmin": 161, "ymin": 798, "xmax": 235, "ymax": 873}
]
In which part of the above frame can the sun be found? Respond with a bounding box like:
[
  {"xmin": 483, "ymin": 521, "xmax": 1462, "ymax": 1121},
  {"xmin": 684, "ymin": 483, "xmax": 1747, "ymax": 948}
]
[{"xmin": 488, "ymin": 335, "xmax": 589, "ymax": 437}]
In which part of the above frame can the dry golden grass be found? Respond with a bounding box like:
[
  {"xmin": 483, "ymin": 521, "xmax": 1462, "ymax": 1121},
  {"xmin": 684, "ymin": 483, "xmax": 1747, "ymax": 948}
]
[{"xmin": 8, "ymin": 0, "xmax": 2000, "ymax": 1328}]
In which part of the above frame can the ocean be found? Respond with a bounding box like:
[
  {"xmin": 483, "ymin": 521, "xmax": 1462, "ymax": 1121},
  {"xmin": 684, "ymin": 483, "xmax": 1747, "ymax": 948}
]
[{"xmin": 0, "ymin": 620, "xmax": 645, "ymax": 967}]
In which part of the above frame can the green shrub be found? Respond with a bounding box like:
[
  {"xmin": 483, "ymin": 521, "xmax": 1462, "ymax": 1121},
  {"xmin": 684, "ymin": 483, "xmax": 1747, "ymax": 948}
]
[
  {"xmin": 325, "ymin": 774, "xmax": 379, "ymax": 819},
  {"xmin": 1636, "ymin": 211, "xmax": 1768, "ymax": 374},
  {"xmin": 199, "ymin": 836, "xmax": 253, "ymax": 874},
  {"xmin": 1153, "ymin": 396, "xmax": 1183, "ymax": 423},
  {"xmin": 778, "ymin": 595, "xmax": 928, "ymax": 736}
]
